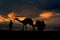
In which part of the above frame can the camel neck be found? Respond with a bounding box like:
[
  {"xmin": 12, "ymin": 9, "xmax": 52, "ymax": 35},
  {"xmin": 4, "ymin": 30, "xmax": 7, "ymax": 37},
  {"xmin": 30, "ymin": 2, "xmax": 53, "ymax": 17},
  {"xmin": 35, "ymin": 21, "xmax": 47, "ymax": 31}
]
[{"xmin": 16, "ymin": 19, "xmax": 23, "ymax": 23}]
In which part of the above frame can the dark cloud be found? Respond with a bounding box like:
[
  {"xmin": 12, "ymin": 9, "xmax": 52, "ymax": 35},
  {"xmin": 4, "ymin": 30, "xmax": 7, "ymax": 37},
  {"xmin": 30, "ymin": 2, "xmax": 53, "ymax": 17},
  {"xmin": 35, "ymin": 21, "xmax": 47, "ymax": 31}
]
[{"xmin": 0, "ymin": 0, "xmax": 60, "ymax": 16}]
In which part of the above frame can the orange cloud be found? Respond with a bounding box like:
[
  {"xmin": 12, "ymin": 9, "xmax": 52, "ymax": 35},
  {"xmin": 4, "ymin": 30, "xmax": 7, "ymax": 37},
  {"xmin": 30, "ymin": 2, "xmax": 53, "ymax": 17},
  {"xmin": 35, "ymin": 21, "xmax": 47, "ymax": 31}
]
[
  {"xmin": 40, "ymin": 12, "xmax": 53, "ymax": 19},
  {"xmin": 0, "ymin": 15, "xmax": 5, "ymax": 22},
  {"xmin": 8, "ymin": 12, "xmax": 16, "ymax": 20}
]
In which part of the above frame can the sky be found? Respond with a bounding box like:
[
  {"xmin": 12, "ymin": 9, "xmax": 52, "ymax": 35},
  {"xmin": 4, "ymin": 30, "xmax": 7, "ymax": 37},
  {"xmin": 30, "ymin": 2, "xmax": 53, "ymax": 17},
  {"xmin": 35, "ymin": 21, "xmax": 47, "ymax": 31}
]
[
  {"xmin": 0, "ymin": 0, "xmax": 60, "ymax": 15},
  {"xmin": 0, "ymin": 0, "xmax": 60, "ymax": 31}
]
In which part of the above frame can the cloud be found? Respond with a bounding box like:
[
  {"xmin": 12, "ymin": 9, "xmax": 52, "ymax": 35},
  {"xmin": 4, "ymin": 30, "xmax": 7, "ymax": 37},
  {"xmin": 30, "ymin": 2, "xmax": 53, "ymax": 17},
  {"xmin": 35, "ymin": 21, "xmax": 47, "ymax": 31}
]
[{"xmin": 0, "ymin": 0, "xmax": 60, "ymax": 17}]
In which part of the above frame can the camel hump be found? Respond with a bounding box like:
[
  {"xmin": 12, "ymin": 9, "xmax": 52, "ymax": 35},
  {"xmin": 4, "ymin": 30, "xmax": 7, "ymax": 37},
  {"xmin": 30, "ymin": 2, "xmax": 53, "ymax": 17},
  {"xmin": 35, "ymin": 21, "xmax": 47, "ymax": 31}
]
[
  {"xmin": 23, "ymin": 18, "xmax": 33, "ymax": 25},
  {"xmin": 24, "ymin": 18, "xmax": 33, "ymax": 21}
]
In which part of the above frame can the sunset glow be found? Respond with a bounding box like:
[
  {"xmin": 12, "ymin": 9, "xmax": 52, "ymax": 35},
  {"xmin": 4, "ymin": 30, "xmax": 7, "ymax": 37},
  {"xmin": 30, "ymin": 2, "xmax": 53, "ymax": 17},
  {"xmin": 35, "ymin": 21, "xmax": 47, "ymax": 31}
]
[
  {"xmin": 18, "ymin": 17, "xmax": 26, "ymax": 21},
  {"xmin": 0, "ymin": 15, "xmax": 5, "ymax": 22},
  {"xmin": 0, "ymin": 0, "xmax": 60, "ymax": 31},
  {"xmin": 40, "ymin": 12, "xmax": 53, "ymax": 19},
  {"xmin": 0, "ymin": 12, "xmax": 27, "ymax": 23},
  {"xmin": 0, "ymin": 12, "xmax": 54, "ymax": 23},
  {"xmin": 8, "ymin": 12, "xmax": 16, "ymax": 20}
]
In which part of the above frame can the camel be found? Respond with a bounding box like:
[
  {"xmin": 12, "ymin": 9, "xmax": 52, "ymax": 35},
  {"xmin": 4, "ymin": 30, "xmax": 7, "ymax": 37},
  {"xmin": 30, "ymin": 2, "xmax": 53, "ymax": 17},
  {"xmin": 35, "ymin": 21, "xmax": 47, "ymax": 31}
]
[
  {"xmin": 15, "ymin": 18, "xmax": 35, "ymax": 31},
  {"xmin": 35, "ymin": 20, "xmax": 46, "ymax": 31}
]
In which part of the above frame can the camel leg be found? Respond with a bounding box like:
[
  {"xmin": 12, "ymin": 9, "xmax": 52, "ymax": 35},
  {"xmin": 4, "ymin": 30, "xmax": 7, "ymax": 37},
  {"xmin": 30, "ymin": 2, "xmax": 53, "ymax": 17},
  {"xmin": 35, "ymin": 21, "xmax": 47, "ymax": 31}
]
[
  {"xmin": 33, "ymin": 27, "xmax": 35, "ymax": 31},
  {"xmin": 24, "ymin": 25, "xmax": 27, "ymax": 31},
  {"xmin": 32, "ymin": 25, "xmax": 35, "ymax": 31},
  {"xmin": 24, "ymin": 26, "xmax": 26, "ymax": 31},
  {"xmin": 22, "ymin": 25, "xmax": 27, "ymax": 31},
  {"xmin": 21, "ymin": 25, "xmax": 24, "ymax": 31}
]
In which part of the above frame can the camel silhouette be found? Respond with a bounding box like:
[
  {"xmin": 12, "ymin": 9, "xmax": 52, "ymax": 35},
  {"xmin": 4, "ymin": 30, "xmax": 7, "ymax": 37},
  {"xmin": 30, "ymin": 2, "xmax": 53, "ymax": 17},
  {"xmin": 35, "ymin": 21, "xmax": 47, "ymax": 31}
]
[
  {"xmin": 35, "ymin": 20, "xmax": 46, "ymax": 31},
  {"xmin": 15, "ymin": 18, "xmax": 35, "ymax": 31}
]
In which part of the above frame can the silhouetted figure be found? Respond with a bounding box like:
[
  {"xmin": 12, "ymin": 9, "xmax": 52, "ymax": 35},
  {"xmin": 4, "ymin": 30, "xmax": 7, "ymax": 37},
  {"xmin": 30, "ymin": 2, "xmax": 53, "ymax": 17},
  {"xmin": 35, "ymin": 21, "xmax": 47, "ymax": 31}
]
[
  {"xmin": 15, "ymin": 18, "xmax": 35, "ymax": 31},
  {"xmin": 9, "ymin": 20, "xmax": 13, "ymax": 31},
  {"xmin": 35, "ymin": 20, "xmax": 46, "ymax": 31}
]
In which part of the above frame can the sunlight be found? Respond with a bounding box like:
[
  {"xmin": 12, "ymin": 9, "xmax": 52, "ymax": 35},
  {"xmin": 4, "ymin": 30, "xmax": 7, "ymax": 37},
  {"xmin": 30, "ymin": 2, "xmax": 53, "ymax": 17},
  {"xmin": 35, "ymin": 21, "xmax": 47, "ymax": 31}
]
[
  {"xmin": 0, "ymin": 15, "xmax": 5, "ymax": 22},
  {"xmin": 40, "ymin": 12, "xmax": 53, "ymax": 19},
  {"xmin": 18, "ymin": 17, "xmax": 26, "ymax": 21},
  {"xmin": 8, "ymin": 12, "xmax": 16, "ymax": 20}
]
